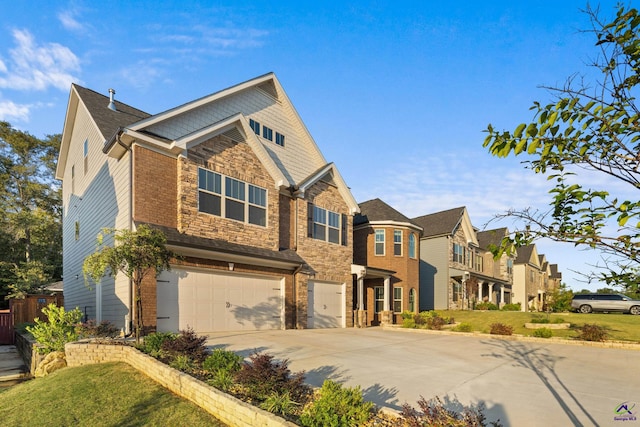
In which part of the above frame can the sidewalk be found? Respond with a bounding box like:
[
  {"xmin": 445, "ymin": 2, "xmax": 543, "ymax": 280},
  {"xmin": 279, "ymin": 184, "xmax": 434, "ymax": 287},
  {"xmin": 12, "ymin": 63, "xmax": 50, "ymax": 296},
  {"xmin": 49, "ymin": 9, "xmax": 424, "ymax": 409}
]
[{"xmin": 0, "ymin": 345, "xmax": 28, "ymax": 384}]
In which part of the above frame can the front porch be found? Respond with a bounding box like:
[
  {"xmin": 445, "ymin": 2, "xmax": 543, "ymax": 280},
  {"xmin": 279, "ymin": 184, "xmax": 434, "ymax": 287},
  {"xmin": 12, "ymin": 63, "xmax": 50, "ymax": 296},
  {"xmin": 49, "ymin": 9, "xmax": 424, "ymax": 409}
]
[
  {"xmin": 352, "ymin": 265, "xmax": 397, "ymax": 327},
  {"xmin": 448, "ymin": 270, "xmax": 512, "ymax": 310}
]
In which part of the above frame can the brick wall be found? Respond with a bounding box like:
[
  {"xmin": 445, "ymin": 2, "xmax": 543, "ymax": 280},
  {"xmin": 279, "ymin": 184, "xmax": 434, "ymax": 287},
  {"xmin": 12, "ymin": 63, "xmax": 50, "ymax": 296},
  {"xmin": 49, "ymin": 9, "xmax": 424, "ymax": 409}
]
[
  {"xmin": 133, "ymin": 146, "xmax": 177, "ymax": 228},
  {"xmin": 65, "ymin": 341, "xmax": 296, "ymax": 427}
]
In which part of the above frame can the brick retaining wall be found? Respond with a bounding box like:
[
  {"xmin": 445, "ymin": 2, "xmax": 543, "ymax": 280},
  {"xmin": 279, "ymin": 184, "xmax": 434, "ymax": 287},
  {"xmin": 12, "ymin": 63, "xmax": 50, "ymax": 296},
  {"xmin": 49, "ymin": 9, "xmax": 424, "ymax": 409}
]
[{"xmin": 65, "ymin": 341, "xmax": 296, "ymax": 427}]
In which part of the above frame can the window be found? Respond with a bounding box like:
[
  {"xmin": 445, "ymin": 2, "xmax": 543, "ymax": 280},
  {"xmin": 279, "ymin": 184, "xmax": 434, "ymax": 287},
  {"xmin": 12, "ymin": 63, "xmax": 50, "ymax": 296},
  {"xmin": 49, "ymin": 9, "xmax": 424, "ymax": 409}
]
[
  {"xmin": 275, "ymin": 132, "xmax": 285, "ymax": 146},
  {"xmin": 375, "ymin": 229, "xmax": 385, "ymax": 255},
  {"xmin": 453, "ymin": 281, "xmax": 462, "ymax": 302},
  {"xmin": 198, "ymin": 167, "xmax": 266, "ymax": 226},
  {"xmin": 408, "ymin": 233, "xmax": 416, "ymax": 258},
  {"xmin": 75, "ymin": 221, "xmax": 80, "ymax": 241},
  {"xmin": 393, "ymin": 287, "xmax": 402, "ymax": 313},
  {"xmin": 409, "ymin": 288, "xmax": 416, "ymax": 312},
  {"xmin": 507, "ymin": 259, "xmax": 513, "ymax": 275},
  {"xmin": 262, "ymin": 125, "xmax": 273, "ymax": 141},
  {"xmin": 83, "ymin": 139, "xmax": 88, "ymax": 175},
  {"xmin": 453, "ymin": 243, "xmax": 464, "ymax": 264},
  {"xmin": 374, "ymin": 287, "xmax": 384, "ymax": 313},
  {"xmin": 475, "ymin": 253, "xmax": 483, "ymax": 272},
  {"xmin": 394, "ymin": 230, "xmax": 402, "ymax": 256},
  {"xmin": 308, "ymin": 204, "xmax": 345, "ymax": 245},
  {"xmin": 249, "ymin": 118, "xmax": 260, "ymax": 135}
]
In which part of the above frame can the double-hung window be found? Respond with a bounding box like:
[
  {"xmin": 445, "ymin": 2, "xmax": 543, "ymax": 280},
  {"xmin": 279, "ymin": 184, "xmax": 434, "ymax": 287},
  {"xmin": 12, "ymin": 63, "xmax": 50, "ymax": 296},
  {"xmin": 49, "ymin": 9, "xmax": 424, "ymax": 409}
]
[
  {"xmin": 374, "ymin": 287, "xmax": 384, "ymax": 313},
  {"xmin": 375, "ymin": 229, "xmax": 385, "ymax": 255},
  {"xmin": 394, "ymin": 230, "xmax": 402, "ymax": 256},
  {"xmin": 453, "ymin": 243, "xmax": 464, "ymax": 264},
  {"xmin": 83, "ymin": 139, "xmax": 89, "ymax": 175},
  {"xmin": 262, "ymin": 125, "xmax": 273, "ymax": 141},
  {"xmin": 408, "ymin": 233, "xmax": 416, "ymax": 258},
  {"xmin": 393, "ymin": 287, "xmax": 402, "ymax": 313},
  {"xmin": 308, "ymin": 203, "xmax": 346, "ymax": 245},
  {"xmin": 198, "ymin": 167, "xmax": 266, "ymax": 226}
]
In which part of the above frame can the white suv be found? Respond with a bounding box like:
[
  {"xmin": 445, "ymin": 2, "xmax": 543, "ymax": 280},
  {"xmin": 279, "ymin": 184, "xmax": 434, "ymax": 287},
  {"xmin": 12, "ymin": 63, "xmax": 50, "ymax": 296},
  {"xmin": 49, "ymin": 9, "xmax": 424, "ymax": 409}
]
[{"xmin": 571, "ymin": 293, "xmax": 640, "ymax": 315}]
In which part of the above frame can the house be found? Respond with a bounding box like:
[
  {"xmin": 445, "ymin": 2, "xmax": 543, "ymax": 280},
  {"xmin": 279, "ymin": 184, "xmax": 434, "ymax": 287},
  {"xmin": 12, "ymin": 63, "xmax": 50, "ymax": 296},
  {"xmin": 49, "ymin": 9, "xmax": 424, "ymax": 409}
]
[
  {"xmin": 412, "ymin": 207, "xmax": 515, "ymax": 311},
  {"xmin": 511, "ymin": 244, "xmax": 561, "ymax": 311},
  {"xmin": 352, "ymin": 198, "xmax": 422, "ymax": 326},
  {"xmin": 55, "ymin": 73, "xmax": 359, "ymax": 335}
]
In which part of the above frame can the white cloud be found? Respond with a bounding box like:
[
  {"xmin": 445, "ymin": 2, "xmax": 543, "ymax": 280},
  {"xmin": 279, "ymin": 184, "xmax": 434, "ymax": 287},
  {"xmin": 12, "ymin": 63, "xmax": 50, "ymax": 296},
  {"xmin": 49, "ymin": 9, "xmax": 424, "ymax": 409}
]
[
  {"xmin": 0, "ymin": 99, "xmax": 31, "ymax": 122},
  {"xmin": 0, "ymin": 29, "xmax": 81, "ymax": 91},
  {"xmin": 58, "ymin": 10, "xmax": 84, "ymax": 31}
]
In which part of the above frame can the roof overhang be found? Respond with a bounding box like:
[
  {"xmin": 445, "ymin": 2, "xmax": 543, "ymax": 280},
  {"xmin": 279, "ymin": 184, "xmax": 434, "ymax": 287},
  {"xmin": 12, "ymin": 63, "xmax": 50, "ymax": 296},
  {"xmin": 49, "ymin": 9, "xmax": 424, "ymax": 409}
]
[
  {"xmin": 167, "ymin": 244, "xmax": 302, "ymax": 271},
  {"xmin": 295, "ymin": 163, "xmax": 360, "ymax": 215}
]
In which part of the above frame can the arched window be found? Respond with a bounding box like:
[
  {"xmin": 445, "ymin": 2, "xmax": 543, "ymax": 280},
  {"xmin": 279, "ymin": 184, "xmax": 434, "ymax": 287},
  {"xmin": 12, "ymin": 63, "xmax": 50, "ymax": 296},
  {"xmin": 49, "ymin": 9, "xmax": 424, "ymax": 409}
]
[
  {"xmin": 408, "ymin": 233, "xmax": 416, "ymax": 258},
  {"xmin": 409, "ymin": 288, "xmax": 416, "ymax": 312}
]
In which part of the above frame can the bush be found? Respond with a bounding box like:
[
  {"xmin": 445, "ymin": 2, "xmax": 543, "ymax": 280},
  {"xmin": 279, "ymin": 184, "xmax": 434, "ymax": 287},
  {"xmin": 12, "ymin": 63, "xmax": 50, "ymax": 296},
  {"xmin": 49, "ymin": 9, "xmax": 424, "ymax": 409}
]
[
  {"xmin": 203, "ymin": 348, "xmax": 243, "ymax": 375},
  {"xmin": 489, "ymin": 323, "xmax": 513, "ymax": 336},
  {"xmin": 235, "ymin": 352, "xmax": 311, "ymax": 403},
  {"xmin": 399, "ymin": 396, "xmax": 502, "ymax": 427},
  {"xmin": 414, "ymin": 311, "xmax": 454, "ymax": 330},
  {"xmin": 160, "ymin": 327, "xmax": 209, "ymax": 363},
  {"xmin": 299, "ymin": 380, "xmax": 375, "ymax": 427},
  {"xmin": 170, "ymin": 354, "xmax": 196, "ymax": 372},
  {"xmin": 453, "ymin": 322, "xmax": 473, "ymax": 332},
  {"xmin": 475, "ymin": 302, "xmax": 499, "ymax": 311},
  {"xmin": 532, "ymin": 328, "xmax": 553, "ymax": 339},
  {"xmin": 208, "ymin": 369, "xmax": 235, "ymax": 392},
  {"xmin": 501, "ymin": 303, "xmax": 521, "ymax": 311},
  {"xmin": 402, "ymin": 318, "xmax": 416, "ymax": 328},
  {"xmin": 138, "ymin": 332, "xmax": 177, "ymax": 357},
  {"xmin": 578, "ymin": 323, "xmax": 608, "ymax": 342},
  {"xmin": 260, "ymin": 391, "xmax": 300, "ymax": 417},
  {"xmin": 401, "ymin": 310, "xmax": 415, "ymax": 320},
  {"xmin": 529, "ymin": 315, "xmax": 565, "ymax": 324},
  {"xmin": 26, "ymin": 304, "xmax": 83, "ymax": 354},
  {"xmin": 78, "ymin": 319, "xmax": 120, "ymax": 338}
]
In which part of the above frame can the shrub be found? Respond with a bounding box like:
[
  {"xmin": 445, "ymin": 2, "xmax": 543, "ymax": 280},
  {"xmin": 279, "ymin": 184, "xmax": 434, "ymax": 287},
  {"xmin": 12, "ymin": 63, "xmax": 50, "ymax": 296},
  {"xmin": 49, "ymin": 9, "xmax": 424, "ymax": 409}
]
[
  {"xmin": 160, "ymin": 327, "xmax": 209, "ymax": 363},
  {"xmin": 530, "ymin": 315, "xmax": 565, "ymax": 324},
  {"xmin": 401, "ymin": 310, "xmax": 415, "ymax": 320},
  {"xmin": 26, "ymin": 304, "xmax": 83, "ymax": 354},
  {"xmin": 453, "ymin": 322, "xmax": 473, "ymax": 332},
  {"xmin": 501, "ymin": 303, "xmax": 521, "ymax": 311},
  {"xmin": 170, "ymin": 354, "xmax": 196, "ymax": 372},
  {"xmin": 399, "ymin": 396, "xmax": 502, "ymax": 427},
  {"xmin": 402, "ymin": 318, "xmax": 416, "ymax": 328},
  {"xmin": 235, "ymin": 352, "xmax": 311, "ymax": 403},
  {"xmin": 414, "ymin": 311, "xmax": 454, "ymax": 330},
  {"xmin": 78, "ymin": 319, "xmax": 120, "ymax": 338},
  {"xmin": 138, "ymin": 332, "xmax": 177, "ymax": 357},
  {"xmin": 299, "ymin": 380, "xmax": 375, "ymax": 427},
  {"xmin": 532, "ymin": 328, "xmax": 553, "ymax": 339},
  {"xmin": 475, "ymin": 302, "xmax": 499, "ymax": 311},
  {"xmin": 208, "ymin": 369, "xmax": 235, "ymax": 392},
  {"xmin": 260, "ymin": 391, "xmax": 300, "ymax": 417},
  {"xmin": 578, "ymin": 323, "xmax": 608, "ymax": 342},
  {"xmin": 489, "ymin": 323, "xmax": 513, "ymax": 336},
  {"xmin": 203, "ymin": 348, "xmax": 243, "ymax": 375}
]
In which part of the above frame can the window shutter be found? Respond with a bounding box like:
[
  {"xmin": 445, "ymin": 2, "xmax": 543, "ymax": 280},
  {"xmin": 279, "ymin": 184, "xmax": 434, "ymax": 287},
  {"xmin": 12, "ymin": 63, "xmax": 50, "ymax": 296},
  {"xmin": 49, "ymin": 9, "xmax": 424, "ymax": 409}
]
[
  {"xmin": 341, "ymin": 213, "xmax": 347, "ymax": 246},
  {"xmin": 307, "ymin": 202, "xmax": 313, "ymax": 238}
]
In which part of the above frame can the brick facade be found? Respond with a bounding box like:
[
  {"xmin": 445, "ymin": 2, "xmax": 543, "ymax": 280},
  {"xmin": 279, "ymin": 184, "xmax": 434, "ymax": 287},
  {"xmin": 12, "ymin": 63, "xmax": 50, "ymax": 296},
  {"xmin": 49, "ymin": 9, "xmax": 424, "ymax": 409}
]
[{"xmin": 133, "ymin": 146, "xmax": 177, "ymax": 228}]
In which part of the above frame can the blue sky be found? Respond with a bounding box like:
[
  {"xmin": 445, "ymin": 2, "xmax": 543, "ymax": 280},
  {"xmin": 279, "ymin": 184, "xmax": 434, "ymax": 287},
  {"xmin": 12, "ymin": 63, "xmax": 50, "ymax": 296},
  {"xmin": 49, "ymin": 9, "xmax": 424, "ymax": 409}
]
[{"xmin": 1, "ymin": 1, "xmax": 630, "ymax": 291}]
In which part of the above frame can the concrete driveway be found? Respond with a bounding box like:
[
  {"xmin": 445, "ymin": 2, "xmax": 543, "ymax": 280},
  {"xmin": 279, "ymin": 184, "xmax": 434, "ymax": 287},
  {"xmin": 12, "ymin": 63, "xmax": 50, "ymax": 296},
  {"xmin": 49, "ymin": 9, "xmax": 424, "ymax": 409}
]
[{"xmin": 206, "ymin": 327, "xmax": 639, "ymax": 427}]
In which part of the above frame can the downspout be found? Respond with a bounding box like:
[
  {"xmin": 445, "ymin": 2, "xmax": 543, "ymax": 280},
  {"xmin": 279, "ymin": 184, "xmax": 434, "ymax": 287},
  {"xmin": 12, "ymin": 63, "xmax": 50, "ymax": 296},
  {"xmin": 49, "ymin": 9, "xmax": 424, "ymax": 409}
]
[
  {"xmin": 116, "ymin": 132, "xmax": 134, "ymax": 336},
  {"xmin": 292, "ymin": 263, "xmax": 305, "ymax": 329}
]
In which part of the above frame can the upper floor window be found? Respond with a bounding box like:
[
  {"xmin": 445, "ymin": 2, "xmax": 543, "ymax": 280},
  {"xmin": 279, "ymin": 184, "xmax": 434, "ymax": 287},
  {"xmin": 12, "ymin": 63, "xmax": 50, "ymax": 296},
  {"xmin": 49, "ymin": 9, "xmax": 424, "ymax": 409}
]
[
  {"xmin": 453, "ymin": 243, "xmax": 464, "ymax": 264},
  {"xmin": 275, "ymin": 132, "xmax": 285, "ymax": 147},
  {"xmin": 375, "ymin": 229, "xmax": 385, "ymax": 255},
  {"xmin": 408, "ymin": 233, "xmax": 416, "ymax": 258},
  {"xmin": 394, "ymin": 230, "xmax": 402, "ymax": 256},
  {"xmin": 308, "ymin": 203, "xmax": 346, "ymax": 245},
  {"xmin": 507, "ymin": 259, "xmax": 513, "ymax": 275},
  {"xmin": 249, "ymin": 118, "xmax": 260, "ymax": 135},
  {"xmin": 198, "ymin": 167, "xmax": 266, "ymax": 226},
  {"xmin": 475, "ymin": 253, "xmax": 483, "ymax": 272},
  {"xmin": 83, "ymin": 139, "xmax": 89, "ymax": 175},
  {"xmin": 262, "ymin": 125, "xmax": 273, "ymax": 141}
]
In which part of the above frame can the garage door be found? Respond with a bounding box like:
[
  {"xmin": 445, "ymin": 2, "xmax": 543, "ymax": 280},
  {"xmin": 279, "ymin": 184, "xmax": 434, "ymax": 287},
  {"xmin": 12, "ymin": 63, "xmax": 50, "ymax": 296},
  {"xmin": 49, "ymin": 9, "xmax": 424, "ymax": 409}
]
[
  {"xmin": 157, "ymin": 268, "xmax": 283, "ymax": 333},
  {"xmin": 307, "ymin": 281, "xmax": 344, "ymax": 328}
]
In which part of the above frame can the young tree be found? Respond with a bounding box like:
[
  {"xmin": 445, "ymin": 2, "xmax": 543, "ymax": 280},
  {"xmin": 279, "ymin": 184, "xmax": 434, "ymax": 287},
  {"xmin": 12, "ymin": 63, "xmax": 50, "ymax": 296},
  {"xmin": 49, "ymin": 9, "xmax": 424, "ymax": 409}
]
[
  {"xmin": 483, "ymin": 5, "xmax": 640, "ymax": 292},
  {"xmin": 0, "ymin": 121, "xmax": 62, "ymax": 305},
  {"xmin": 82, "ymin": 225, "xmax": 173, "ymax": 343}
]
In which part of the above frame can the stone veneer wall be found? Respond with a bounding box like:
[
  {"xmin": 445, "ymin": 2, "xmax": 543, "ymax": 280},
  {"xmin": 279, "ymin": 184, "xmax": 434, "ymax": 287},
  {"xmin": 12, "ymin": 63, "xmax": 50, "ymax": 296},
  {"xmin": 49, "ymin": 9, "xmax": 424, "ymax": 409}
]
[{"xmin": 65, "ymin": 341, "xmax": 296, "ymax": 427}]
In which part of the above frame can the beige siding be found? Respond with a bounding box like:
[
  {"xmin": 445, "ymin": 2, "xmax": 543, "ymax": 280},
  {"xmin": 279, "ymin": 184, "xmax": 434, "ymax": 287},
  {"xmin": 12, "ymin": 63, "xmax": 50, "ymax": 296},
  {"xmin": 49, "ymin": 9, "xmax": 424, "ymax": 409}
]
[{"xmin": 419, "ymin": 236, "xmax": 449, "ymax": 310}]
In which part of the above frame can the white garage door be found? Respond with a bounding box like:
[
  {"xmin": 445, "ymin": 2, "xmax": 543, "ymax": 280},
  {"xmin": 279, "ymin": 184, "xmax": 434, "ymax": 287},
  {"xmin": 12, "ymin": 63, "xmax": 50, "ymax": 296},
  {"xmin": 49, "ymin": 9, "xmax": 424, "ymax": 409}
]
[
  {"xmin": 307, "ymin": 280, "xmax": 344, "ymax": 328},
  {"xmin": 157, "ymin": 268, "xmax": 283, "ymax": 333}
]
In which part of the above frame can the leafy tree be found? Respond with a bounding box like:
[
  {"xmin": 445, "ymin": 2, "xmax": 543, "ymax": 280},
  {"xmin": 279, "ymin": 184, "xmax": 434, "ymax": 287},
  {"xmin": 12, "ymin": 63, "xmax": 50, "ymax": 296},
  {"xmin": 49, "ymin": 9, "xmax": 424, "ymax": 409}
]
[
  {"xmin": 546, "ymin": 283, "xmax": 573, "ymax": 312},
  {"xmin": 82, "ymin": 225, "xmax": 173, "ymax": 343},
  {"xmin": 483, "ymin": 5, "xmax": 640, "ymax": 293},
  {"xmin": 0, "ymin": 121, "xmax": 62, "ymax": 305}
]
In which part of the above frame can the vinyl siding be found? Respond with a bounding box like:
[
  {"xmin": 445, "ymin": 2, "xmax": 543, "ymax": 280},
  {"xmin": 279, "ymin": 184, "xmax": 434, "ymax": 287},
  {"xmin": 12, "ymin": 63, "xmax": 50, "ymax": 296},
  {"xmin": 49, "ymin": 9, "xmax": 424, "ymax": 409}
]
[
  {"xmin": 419, "ymin": 236, "xmax": 449, "ymax": 311},
  {"xmin": 61, "ymin": 103, "xmax": 132, "ymax": 330}
]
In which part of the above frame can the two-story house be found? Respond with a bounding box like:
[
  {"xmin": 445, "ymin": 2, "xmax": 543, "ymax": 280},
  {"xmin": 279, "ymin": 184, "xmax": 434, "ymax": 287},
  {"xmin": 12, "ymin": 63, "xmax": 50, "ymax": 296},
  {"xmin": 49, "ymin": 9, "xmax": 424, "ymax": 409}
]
[
  {"xmin": 512, "ymin": 244, "xmax": 556, "ymax": 311},
  {"xmin": 412, "ymin": 207, "xmax": 516, "ymax": 311},
  {"xmin": 352, "ymin": 199, "xmax": 422, "ymax": 326},
  {"xmin": 55, "ymin": 73, "xmax": 359, "ymax": 335}
]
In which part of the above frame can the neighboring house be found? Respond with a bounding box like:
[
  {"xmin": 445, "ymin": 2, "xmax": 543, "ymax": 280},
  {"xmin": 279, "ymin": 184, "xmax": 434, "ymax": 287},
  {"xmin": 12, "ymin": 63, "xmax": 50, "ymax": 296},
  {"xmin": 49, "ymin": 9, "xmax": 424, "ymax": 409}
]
[
  {"xmin": 55, "ymin": 73, "xmax": 359, "ymax": 335},
  {"xmin": 352, "ymin": 198, "xmax": 422, "ymax": 326},
  {"xmin": 512, "ymin": 244, "xmax": 560, "ymax": 311},
  {"xmin": 412, "ymin": 207, "xmax": 515, "ymax": 311}
]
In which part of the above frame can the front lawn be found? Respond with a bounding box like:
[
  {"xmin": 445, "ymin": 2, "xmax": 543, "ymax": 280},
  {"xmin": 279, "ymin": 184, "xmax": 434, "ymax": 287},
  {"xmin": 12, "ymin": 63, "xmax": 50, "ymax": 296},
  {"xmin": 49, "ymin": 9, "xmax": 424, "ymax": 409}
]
[
  {"xmin": 0, "ymin": 362, "xmax": 225, "ymax": 426},
  {"xmin": 433, "ymin": 310, "xmax": 640, "ymax": 342}
]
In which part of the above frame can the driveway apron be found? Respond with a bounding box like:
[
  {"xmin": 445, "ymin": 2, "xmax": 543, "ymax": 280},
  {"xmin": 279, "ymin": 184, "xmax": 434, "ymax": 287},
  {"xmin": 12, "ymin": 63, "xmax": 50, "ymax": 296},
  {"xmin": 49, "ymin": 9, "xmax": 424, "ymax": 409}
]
[{"xmin": 206, "ymin": 327, "xmax": 639, "ymax": 427}]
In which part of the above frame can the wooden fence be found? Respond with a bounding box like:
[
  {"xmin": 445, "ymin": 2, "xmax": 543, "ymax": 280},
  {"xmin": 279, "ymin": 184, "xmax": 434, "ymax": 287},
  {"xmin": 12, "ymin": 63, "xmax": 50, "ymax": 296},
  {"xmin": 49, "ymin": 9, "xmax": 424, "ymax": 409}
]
[
  {"xmin": 0, "ymin": 310, "xmax": 13, "ymax": 344},
  {"xmin": 9, "ymin": 294, "xmax": 64, "ymax": 325}
]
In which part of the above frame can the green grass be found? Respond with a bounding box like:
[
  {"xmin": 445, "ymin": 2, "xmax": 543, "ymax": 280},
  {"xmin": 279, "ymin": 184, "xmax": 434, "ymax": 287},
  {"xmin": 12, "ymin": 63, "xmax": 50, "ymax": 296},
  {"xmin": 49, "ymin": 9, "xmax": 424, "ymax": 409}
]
[
  {"xmin": 0, "ymin": 362, "xmax": 226, "ymax": 426},
  {"xmin": 434, "ymin": 310, "xmax": 640, "ymax": 342}
]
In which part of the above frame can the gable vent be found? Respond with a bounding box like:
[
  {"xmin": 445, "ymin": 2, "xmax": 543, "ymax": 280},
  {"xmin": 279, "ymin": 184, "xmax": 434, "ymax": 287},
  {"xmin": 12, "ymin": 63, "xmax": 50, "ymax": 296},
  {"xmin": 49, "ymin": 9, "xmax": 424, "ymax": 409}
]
[{"xmin": 107, "ymin": 88, "xmax": 117, "ymax": 111}]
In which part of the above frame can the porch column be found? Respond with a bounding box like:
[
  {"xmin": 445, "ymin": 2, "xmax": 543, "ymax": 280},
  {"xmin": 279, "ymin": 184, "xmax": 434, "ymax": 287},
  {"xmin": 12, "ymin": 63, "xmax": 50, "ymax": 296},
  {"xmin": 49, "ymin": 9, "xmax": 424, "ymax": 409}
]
[
  {"xmin": 488, "ymin": 282, "xmax": 494, "ymax": 303},
  {"xmin": 358, "ymin": 275, "xmax": 364, "ymax": 310},
  {"xmin": 381, "ymin": 275, "xmax": 393, "ymax": 325},
  {"xmin": 500, "ymin": 285, "xmax": 505, "ymax": 307},
  {"xmin": 477, "ymin": 280, "xmax": 483, "ymax": 301}
]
